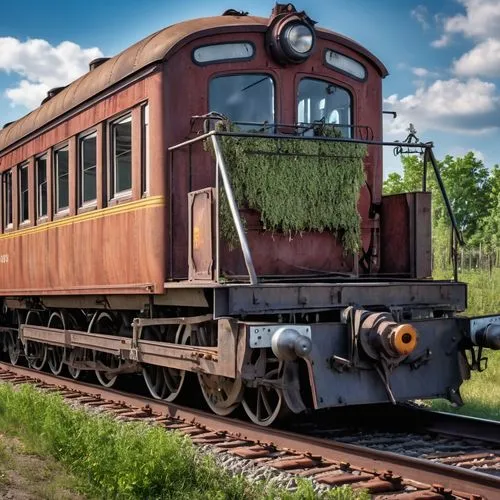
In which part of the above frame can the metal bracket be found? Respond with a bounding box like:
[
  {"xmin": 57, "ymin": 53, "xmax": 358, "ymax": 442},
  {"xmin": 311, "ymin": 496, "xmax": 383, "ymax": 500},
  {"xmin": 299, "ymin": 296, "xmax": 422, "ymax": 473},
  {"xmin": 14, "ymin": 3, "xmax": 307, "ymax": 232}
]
[{"xmin": 248, "ymin": 324, "xmax": 311, "ymax": 348}]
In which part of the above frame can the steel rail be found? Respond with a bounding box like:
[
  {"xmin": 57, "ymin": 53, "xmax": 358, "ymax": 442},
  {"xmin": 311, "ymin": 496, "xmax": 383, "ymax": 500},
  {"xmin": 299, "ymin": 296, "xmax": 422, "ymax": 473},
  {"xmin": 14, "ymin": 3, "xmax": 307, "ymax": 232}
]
[
  {"xmin": 397, "ymin": 404, "xmax": 500, "ymax": 446},
  {"xmin": 0, "ymin": 361, "xmax": 498, "ymax": 499}
]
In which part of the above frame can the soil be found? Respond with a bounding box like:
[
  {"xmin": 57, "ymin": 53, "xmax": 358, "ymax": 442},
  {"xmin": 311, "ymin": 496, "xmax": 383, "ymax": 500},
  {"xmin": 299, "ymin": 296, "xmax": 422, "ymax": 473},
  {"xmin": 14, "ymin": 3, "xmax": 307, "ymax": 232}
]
[{"xmin": 0, "ymin": 433, "xmax": 87, "ymax": 500}]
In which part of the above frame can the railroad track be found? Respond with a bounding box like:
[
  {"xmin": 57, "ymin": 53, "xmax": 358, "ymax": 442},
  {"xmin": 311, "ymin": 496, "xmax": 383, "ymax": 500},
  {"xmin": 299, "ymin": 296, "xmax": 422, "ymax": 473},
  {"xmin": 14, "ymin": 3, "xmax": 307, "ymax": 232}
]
[{"xmin": 0, "ymin": 361, "xmax": 499, "ymax": 499}]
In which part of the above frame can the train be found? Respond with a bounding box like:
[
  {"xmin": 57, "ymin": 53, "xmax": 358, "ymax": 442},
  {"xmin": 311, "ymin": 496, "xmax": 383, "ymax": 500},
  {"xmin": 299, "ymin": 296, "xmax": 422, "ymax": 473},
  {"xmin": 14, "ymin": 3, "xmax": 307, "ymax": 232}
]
[{"xmin": 0, "ymin": 3, "xmax": 499, "ymax": 426}]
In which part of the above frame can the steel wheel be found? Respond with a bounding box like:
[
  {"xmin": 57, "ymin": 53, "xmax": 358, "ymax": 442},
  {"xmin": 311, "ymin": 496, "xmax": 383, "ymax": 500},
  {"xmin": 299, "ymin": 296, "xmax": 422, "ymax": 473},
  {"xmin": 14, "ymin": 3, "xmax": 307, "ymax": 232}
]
[
  {"xmin": 89, "ymin": 312, "xmax": 120, "ymax": 387},
  {"xmin": 67, "ymin": 348, "xmax": 82, "ymax": 379},
  {"xmin": 142, "ymin": 325, "xmax": 186, "ymax": 401},
  {"xmin": 67, "ymin": 347, "xmax": 90, "ymax": 379},
  {"xmin": 47, "ymin": 312, "xmax": 66, "ymax": 375},
  {"xmin": 24, "ymin": 311, "xmax": 47, "ymax": 371},
  {"xmin": 198, "ymin": 372, "xmax": 243, "ymax": 415},
  {"xmin": 242, "ymin": 365, "xmax": 290, "ymax": 427},
  {"xmin": 93, "ymin": 350, "xmax": 120, "ymax": 387},
  {"xmin": 7, "ymin": 330, "xmax": 21, "ymax": 365},
  {"xmin": 195, "ymin": 324, "xmax": 243, "ymax": 416}
]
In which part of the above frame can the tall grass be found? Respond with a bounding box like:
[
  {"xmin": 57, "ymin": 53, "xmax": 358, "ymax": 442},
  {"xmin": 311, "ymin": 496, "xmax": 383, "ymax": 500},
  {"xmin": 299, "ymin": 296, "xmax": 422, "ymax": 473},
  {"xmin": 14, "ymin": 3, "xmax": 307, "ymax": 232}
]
[
  {"xmin": 431, "ymin": 267, "xmax": 500, "ymax": 420},
  {"xmin": 0, "ymin": 384, "xmax": 366, "ymax": 500}
]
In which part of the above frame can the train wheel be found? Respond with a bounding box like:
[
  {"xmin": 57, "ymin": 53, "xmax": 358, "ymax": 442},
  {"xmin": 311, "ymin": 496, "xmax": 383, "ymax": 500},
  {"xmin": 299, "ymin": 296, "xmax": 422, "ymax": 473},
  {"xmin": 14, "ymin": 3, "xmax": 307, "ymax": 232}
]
[
  {"xmin": 66, "ymin": 310, "xmax": 90, "ymax": 379},
  {"xmin": 89, "ymin": 312, "xmax": 120, "ymax": 387},
  {"xmin": 195, "ymin": 324, "xmax": 243, "ymax": 416},
  {"xmin": 142, "ymin": 325, "xmax": 186, "ymax": 401},
  {"xmin": 242, "ymin": 362, "xmax": 290, "ymax": 427},
  {"xmin": 6, "ymin": 331, "xmax": 21, "ymax": 365},
  {"xmin": 67, "ymin": 348, "xmax": 84, "ymax": 379},
  {"xmin": 198, "ymin": 373, "xmax": 243, "ymax": 415},
  {"xmin": 47, "ymin": 312, "xmax": 66, "ymax": 375},
  {"xmin": 24, "ymin": 311, "xmax": 47, "ymax": 371}
]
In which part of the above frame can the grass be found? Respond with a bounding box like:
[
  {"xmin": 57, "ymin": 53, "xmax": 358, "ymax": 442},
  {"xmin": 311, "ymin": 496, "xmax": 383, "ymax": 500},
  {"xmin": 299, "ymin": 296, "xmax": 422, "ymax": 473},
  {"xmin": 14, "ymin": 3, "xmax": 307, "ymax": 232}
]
[
  {"xmin": 0, "ymin": 383, "xmax": 366, "ymax": 500},
  {"xmin": 431, "ymin": 267, "xmax": 500, "ymax": 420},
  {"xmin": 0, "ymin": 432, "xmax": 85, "ymax": 499}
]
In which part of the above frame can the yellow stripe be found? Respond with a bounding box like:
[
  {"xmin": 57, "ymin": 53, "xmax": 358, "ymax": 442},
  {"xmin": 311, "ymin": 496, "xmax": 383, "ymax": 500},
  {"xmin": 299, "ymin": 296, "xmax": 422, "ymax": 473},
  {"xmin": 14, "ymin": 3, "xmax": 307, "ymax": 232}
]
[{"xmin": 0, "ymin": 195, "xmax": 165, "ymax": 241}]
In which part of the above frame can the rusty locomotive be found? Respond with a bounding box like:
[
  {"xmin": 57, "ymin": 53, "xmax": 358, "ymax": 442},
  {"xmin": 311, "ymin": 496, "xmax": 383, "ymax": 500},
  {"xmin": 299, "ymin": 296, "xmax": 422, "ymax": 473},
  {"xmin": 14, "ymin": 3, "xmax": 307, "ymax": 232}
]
[{"xmin": 0, "ymin": 4, "xmax": 498, "ymax": 426}]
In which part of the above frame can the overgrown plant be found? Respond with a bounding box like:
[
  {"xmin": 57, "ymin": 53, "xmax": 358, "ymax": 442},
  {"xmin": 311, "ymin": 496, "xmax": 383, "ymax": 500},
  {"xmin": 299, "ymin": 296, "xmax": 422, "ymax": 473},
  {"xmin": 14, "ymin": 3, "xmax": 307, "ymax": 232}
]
[{"xmin": 209, "ymin": 121, "xmax": 367, "ymax": 253}]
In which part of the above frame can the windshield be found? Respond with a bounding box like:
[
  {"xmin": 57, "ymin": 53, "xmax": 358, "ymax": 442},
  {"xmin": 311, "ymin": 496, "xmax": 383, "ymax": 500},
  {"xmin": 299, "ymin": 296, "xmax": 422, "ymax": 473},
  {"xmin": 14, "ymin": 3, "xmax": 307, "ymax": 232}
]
[
  {"xmin": 297, "ymin": 78, "xmax": 352, "ymax": 137},
  {"xmin": 209, "ymin": 74, "xmax": 275, "ymax": 129}
]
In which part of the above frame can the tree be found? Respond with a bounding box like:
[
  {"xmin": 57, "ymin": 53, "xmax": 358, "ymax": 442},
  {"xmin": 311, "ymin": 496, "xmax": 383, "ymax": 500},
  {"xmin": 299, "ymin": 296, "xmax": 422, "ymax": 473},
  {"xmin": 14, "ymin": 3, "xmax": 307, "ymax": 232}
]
[
  {"xmin": 438, "ymin": 153, "xmax": 492, "ymax": 244},
  {"xmin": 480, "ymin": 165, "xmax": 500, "ymax": 251},
  {"xmin": 383, "ymin": 155, "xmax": 426, "ymax": 195}
]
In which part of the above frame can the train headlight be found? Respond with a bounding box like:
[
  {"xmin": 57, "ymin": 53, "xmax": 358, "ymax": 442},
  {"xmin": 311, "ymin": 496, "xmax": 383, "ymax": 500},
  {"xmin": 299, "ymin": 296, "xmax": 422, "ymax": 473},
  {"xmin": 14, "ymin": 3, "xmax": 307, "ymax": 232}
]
[
  {"xmin": 267, "ymin": 6, "xmax": 316, "ymax": 65},
  {"xmin": 282, "ymin": 23, "xmax": 314, "ymax": 58}
]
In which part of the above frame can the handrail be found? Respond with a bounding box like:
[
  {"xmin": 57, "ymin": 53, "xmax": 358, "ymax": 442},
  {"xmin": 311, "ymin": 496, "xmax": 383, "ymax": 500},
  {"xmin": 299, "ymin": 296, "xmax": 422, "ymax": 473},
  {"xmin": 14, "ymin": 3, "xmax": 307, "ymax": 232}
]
[
  {"xmin": 167, "ymin": 129, "xmax": 432, "ymax": 152},
  {"xmin": 210, "ymin": 135, "xmax": 258, "ymax": 285}
]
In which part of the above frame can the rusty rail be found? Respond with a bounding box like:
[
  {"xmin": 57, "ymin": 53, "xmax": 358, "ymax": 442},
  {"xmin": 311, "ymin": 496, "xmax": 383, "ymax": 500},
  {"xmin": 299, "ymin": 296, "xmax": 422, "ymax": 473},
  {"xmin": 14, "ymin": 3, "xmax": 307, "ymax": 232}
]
[{"xmin": 0, "ymin": 361, "xmax": 498, "ymax": 498}]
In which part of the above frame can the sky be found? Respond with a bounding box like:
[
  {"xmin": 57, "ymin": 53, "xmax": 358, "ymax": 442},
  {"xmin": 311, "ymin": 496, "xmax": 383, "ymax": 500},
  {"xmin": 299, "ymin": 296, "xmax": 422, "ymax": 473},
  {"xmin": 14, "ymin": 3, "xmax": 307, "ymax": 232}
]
[{"xmin": 0, "ymin": 0, "xmax": 499, "ymax": 176}]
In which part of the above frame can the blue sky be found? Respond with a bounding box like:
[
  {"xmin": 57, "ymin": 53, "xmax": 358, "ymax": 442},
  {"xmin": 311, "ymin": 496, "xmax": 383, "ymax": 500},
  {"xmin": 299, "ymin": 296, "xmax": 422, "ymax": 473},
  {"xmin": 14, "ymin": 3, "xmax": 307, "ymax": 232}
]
[{"xmin": 0, "ymin": 0, "xmax": 499, "ymax": 176}]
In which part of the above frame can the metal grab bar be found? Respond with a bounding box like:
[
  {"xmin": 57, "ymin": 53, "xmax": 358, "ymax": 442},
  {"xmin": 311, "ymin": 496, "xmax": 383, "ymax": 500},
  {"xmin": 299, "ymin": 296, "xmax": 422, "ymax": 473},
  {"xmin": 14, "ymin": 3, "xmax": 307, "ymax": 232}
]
[{"xmin": 210, "ymin": 135, "xmax": 258, "ymax": 285}]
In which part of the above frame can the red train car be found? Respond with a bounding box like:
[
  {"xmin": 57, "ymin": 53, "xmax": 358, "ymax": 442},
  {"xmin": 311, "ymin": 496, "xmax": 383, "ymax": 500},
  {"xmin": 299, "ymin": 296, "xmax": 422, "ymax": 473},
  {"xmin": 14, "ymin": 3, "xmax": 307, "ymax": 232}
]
[{"xmin": 0, "ymin": 4, "xmax": 498, "ymax": 425}]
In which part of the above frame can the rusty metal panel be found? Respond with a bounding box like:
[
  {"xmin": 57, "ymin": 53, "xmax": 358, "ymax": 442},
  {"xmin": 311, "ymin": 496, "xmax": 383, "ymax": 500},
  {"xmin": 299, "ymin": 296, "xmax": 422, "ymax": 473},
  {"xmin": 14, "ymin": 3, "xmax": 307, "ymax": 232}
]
[
  {"xmin": 214, "ymin": 281, "xmax": 467, "ymax": 316},
  {"xmin": 188, "ymin": 188, "xmax": 214, "ymax": 281},
  {"xmin": 0, "ymin": 199, "xmax": 166, "ymax": 295},
  {"xmin": 380, "ymin": 192, "xmax": 432, "ymax": 278},
  {"xmin": 413, "ymin": 192, "xmax": 432, "ymax": 278}
]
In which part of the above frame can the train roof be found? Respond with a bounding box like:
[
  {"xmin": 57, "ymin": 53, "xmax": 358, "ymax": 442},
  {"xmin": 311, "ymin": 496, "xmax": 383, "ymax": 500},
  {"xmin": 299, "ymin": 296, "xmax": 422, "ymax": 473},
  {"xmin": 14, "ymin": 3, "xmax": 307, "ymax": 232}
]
[{"xmin": 0, "ymin": 14, "xmax": 388, "ymax": 154}]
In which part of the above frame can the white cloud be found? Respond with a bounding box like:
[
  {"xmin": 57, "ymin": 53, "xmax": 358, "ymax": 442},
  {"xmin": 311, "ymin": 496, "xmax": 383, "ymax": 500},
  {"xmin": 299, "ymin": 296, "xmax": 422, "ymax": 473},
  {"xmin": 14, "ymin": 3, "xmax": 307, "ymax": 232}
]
[
  {"xmin": 448, "ymin": 147, "xmax": 486, "ymax": 163},
  {"xmin": 453, "ymin": 38, "xmax": 500, "ymax": 77},
  {"xmin": 433, "ymin": 1, "xmax": 500, "ymax": 74},
  {"xmin": 411, "ymin": 5, "xmax": 430, "ymax": 30},
  {"xmin": 384, "ymin": 78, "xmax": 500, "ymax": 137},
  {"xmin": 444, "ymin": 0, "xmax": 500, "ymax": 39},
  {"xmin": 4, "ymin": 80, "xmax": 49, "ymax": 110},
  {"xmin": 431, "ymin": 34, "xmax": 451, "ymax": 48},
  {"xmin": 411, "ymin": 67, "xmax": 439, "ymax": 78},
  {"xmin": 412, "ymin": 67, "xmax": 429, "ymax": 77},
  {"xmin": 0, "ymin": 37, "xmax": 103, "ymax": 109}
]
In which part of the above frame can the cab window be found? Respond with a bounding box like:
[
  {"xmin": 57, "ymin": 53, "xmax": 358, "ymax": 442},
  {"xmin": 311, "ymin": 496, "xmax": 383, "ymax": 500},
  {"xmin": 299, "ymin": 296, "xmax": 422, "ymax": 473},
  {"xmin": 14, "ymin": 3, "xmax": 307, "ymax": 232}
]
[
  {"xmin": 209, "ymin": 74, "xmax": 275, "ymax": 129},
  {"xmin": 297, "ymin": 78, "xmax": 352, "ymax": 137}
]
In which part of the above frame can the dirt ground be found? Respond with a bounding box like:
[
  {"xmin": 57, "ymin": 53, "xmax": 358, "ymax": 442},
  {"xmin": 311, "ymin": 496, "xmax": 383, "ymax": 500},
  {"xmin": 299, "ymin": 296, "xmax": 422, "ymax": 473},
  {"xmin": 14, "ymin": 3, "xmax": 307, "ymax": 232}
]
[{"xmin": 0, "ymin": 433, "xmax": 87, "ymax": 500}]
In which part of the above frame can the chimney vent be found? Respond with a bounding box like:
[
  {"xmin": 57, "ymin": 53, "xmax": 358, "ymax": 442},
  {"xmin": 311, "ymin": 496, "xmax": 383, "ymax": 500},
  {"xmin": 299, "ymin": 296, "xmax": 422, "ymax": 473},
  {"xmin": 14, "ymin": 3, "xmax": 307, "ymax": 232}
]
[
  {"xmin": 89, "ymin": 57, "xmax": 110, "ymax": 71},
  {"xmin": 41, "ymin": 86, "xmax": 66, "ymax": 105}
]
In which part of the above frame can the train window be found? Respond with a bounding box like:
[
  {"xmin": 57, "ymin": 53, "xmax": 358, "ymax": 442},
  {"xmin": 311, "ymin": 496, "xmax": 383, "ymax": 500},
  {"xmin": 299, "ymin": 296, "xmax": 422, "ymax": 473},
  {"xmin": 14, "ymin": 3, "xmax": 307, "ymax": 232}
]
[
  {"xmin": 36, "ymin": 155, "xmax": 48, "ymax": 218},
  {"xmin": 193, "ymin": 42, "xmax": 254, "ymax": 65},
  {"xmin": 18, "ymin": 163, "xmax": 29, "ymax": 223},
  {"xmin": 141, "ymin": 105, "xmax": 149, "ymax": 195},
  {"xmin": 209, "ymin": 74, "xmax": 275, "ymax": 128},
  {"xmin": 111, "ymin": 115, "xmax": 132, "ymax": 196},
  {"xmin": 297, "ymin": 78, "xmax": 352, "ymax": 137},
  {"xmin": 324, "ymin": 50, "xmax": 366, "ymax": 81},
  {"xmin": 79, "ymin": 132, "xmax": 97, "ymax": 205},
  {"xmin": 2, "ymin": 170, "xmax": 12, "ymax": 229},
  {"xmin": 54, "ymin": 146, "xmax": 69, "ymax": 213}
]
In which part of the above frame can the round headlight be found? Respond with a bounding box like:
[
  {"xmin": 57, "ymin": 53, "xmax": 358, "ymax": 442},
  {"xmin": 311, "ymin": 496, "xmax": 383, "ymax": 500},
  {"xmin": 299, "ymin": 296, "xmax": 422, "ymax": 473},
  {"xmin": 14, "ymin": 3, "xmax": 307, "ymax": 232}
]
[
  {"xmin": 266, "ymin": 14, "xmax": 316, "ymax": 65},
  {"xmin": 283, "ymin": 23, "xmax": 314, "ymax": 55}
]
